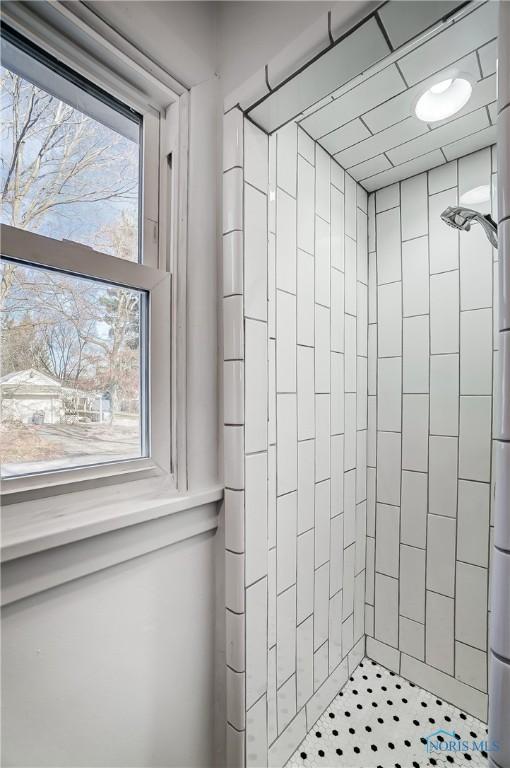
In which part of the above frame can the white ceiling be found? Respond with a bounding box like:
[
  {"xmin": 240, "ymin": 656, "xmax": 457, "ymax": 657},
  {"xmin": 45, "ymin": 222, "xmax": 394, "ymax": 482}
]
[{"xmin": 297, "ymin": 1, "xmax": 497, "ymax": 192}]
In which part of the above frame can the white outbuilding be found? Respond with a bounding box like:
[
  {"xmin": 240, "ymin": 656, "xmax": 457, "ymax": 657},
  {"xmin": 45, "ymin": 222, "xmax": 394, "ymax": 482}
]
[{"xmin": 0, "ymin": 368, "xmax": 103, "ymax": 424}]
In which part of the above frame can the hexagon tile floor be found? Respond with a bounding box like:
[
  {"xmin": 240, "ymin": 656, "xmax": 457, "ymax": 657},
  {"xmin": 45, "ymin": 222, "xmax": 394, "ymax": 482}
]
[{"xmin": 286, "ymin": 659, "xmax": 489, "ymax": 768}]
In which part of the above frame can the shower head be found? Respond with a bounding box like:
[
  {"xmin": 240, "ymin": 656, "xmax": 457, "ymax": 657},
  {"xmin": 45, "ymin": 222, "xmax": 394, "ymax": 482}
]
[{"xmin": 441, "ymin": 205, "xmax": 498, "ymax": 248}]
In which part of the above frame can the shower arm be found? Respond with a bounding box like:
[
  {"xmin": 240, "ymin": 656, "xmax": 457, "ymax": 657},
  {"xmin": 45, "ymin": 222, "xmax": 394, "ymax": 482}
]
[{"xmin": 472, "ymin": 212, "xmax": 498, "ymax": 247}]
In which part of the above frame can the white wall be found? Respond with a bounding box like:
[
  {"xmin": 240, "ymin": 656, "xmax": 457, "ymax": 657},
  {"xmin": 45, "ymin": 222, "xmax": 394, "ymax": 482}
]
[
  {"xmin": 87, "ymin": 0, "xmax": 218, "ymax": 88},
  {"xmin": 2, "ymin": 527, "xmax": 217, "ymax": 767},
  {"xmin": 187, "ymin": 76, "xmax": 222, "ymax": 488}
]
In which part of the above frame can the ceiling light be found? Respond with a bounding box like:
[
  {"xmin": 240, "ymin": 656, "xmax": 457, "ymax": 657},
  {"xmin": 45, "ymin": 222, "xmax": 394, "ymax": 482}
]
[
  {"xmin": 430, "ymin": 78, "xmax": 453, "ymax": 94},
  {"xmin": 415, "ymin": 77, "xmax": 472, "ymax": 122},
  {"xmin": 459, "ymin": 184, "xmax": 491, "ymax": 206}
]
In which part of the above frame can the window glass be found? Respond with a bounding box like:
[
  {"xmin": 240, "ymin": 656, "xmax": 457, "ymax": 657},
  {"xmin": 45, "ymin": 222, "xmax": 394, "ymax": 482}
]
[
  {"xmin": 1, "ymin": 34, "xmax": 141, "ymax": 262},
  {"xmin": 0, "ymin": 257, "xmax": 147, "ymax": 478}
]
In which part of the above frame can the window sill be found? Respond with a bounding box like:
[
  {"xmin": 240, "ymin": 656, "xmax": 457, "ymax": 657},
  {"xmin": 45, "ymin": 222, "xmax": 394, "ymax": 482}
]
[{"xmin": 1, "ymin": 478, "xmax": 224, "ymax": 563}]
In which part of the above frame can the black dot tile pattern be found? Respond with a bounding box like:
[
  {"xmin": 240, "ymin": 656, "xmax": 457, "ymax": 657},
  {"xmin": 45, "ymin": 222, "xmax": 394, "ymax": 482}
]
[{"xmin": 287, "ymin": 659, "xmax": 489, "ymax": 768}]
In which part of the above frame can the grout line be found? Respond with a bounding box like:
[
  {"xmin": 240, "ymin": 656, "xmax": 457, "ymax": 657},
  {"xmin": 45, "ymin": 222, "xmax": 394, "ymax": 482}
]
[
  {"xmin": 424, "ymin": 163, "xmax": 432, "ymax": 671},
  {"xmin": 373, "ymin": 10, "xmax": 395, "ymax": 53},
  {"xmin": 397, "ymin": 180, "xmax": 403, "ymax": 657},
  {"xmin": 311, "ymin": 131, "xmax": 317, "ymax": 701},
  {"xmin": 264, "ymin": 64, "xmax": 271, "ymax": 93},
  {"xmin": 245, "ymin": 178, "xmax": 268, "ymax": 197},
  {"xmin": 475, "ymin": 48, "xmax": 484, "ymax": 81},
  {"xmin": 359, "ymin": 114, "xmax": 374, "ymax": 137},
  {"xmin": 241, "ymin": 119, "xmax": 248, "ymax": 767},
  {"xmin": 383, "ymin": 150, "xmax": 395, "ymax": 169}
]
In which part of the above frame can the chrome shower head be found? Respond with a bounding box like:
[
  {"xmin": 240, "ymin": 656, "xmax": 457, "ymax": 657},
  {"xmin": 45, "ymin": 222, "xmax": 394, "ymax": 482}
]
[{"xmin": 441, "ymin": 205, "xmax": 498, "ymax": 248}]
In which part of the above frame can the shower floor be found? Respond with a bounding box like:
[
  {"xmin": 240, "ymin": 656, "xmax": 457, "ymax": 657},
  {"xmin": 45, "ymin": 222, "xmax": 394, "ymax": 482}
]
[{"xmin": 286, "ymin": 659, "xmax": 488, "ymax": 768}]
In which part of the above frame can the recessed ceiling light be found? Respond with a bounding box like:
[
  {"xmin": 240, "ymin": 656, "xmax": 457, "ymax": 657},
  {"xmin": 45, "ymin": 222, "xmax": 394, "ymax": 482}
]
[
  {"xmin": 459, "ymin": 184, "xmax": 491, "ymax": 206},
  {"xmin": 430, "ymin": 78, "xmax": 453, "ymax": 94},
  {"xmin": 415, "ymin": 77, "xmax": 472, "ymax": 122}
]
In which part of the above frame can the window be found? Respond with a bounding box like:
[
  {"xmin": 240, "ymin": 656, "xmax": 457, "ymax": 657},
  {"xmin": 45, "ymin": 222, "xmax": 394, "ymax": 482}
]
[
  {"xmin": 1, "ymin": 27, "xmax": 172, "ymax": 494},
  {"xmin": 1, "ymin": 259, "xmax": 147, "ymax": 477}
]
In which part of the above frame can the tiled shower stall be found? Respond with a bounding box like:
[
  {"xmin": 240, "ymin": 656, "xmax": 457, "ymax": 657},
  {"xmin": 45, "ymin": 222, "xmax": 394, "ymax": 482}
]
[{"xmin": 223, "ymin": 46, "xmax": 508, "ymax": 765}]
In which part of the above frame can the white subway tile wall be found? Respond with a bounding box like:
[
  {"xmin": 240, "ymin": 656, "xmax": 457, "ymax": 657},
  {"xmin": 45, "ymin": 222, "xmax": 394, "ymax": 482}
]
[
  {"xmin": 223, "ymin": 111, "xmax": 368, "ymax": 766},
  {"xmin": 366, "ymin": 146, "xmax": 495, "ymax": 722}
]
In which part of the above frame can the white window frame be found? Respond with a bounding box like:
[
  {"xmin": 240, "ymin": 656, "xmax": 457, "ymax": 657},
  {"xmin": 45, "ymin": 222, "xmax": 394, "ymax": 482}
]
[{"xmin": 0, "ymin": 9, "xmax": 189, "ymax": 504}]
